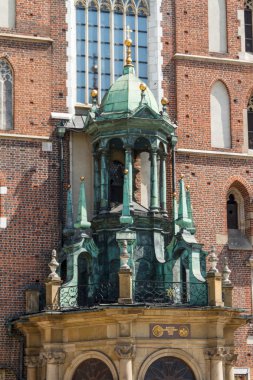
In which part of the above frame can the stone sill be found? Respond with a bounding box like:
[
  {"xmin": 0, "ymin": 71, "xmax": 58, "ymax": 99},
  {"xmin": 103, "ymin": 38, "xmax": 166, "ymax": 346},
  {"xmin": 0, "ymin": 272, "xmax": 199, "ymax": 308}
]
[
  {"xmin": 0, "ymin": 32, "xmax": 53, "ymax": 43},
  {"xmin": 174, "ymin": 53, "xmax": 253, "ymax": 66},
  {"xmin": 0, "ymin": 132, "xmax": 51, "ymax": 141},
  {"xmin": 176, "ymin": 148, "xmax": 253, "ymax": 159}
]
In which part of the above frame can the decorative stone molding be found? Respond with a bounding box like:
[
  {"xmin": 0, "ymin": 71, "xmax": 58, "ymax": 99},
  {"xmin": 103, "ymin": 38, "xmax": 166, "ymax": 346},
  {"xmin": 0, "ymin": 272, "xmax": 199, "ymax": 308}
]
[
  {"xmin": 208, "ymin": 246, "xmax": 219, "ymax": 273},
  {"xmin": 115, "ymin": 343, "xmax": 136, "ymax": 359},
  {"xmin": 25, "ymin": 355, "xmax": 41, "ymax": 367},
  {"xmin": 222, "ymin": 257, "xmax": 232, "ymax": 285},
  {"xmin": 41, "ymin": 351, "xmax": 66, "ymax": 365}
]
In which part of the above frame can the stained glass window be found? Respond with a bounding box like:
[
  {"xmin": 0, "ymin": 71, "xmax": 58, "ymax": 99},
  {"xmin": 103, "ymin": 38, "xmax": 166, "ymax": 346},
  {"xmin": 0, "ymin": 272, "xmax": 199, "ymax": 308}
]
[
  {"xmin": 0, "ymin": 60, "xmax": 13, "ymax": 130},
  {"xmin": 76, "ymin": 0, "xmax": 149, "ymax": 103}
]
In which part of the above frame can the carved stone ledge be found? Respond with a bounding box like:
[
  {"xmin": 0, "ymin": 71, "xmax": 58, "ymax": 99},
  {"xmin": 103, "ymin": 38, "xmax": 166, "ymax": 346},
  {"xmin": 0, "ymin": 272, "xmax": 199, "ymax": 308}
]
[
  {"xmin": 115, "ymin": 343, "xmax": 136, "ymax": 359},
  {"xmin": 40, "ymin": 351, "xmax": 66, "ymax": 364}
]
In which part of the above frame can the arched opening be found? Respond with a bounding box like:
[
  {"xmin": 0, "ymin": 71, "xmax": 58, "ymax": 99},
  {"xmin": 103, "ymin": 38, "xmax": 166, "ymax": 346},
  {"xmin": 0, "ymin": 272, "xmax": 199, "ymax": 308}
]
[
  {"xmin": 227, "ymin": 194, "xmax": 239, "ymax": 229},
  {"xmin": 108, "ymin": 138, "xmax": 125, "ymax": 206},
  {"xmin": 144, "ymin": 356, "xmax": 196, "ymax": 380},
  {"xmin": 72, "ymin": 358, "xmax": 113, "ymax": 380},
  {"xmin": 134, "ymin": 137, "xmax": 151, "ymax": 207},
  {"xmin": 77, "ymin": 253, "xmax": 90, "ymax": 307}
]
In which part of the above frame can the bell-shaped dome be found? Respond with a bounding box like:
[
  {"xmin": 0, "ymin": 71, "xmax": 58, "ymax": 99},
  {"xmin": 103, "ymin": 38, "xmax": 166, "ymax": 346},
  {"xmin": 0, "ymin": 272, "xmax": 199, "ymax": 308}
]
[{"xmin": 98, "ymin": 65, "xmax": 159, "ymax": 119}]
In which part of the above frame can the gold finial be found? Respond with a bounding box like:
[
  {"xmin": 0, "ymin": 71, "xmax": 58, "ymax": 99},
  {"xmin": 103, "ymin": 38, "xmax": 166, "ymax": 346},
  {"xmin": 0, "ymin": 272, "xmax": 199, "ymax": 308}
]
[
  {"xmin": 161, "ymin": 97, "xmax": 169, "ymax": 106},
  {"xmin": 180, "ymin": 174, "xmax": 184, "ymax": 179},
  {"xmin": 186, "ymin": 185, "xmax": 190, "ymax": 191},
  {"xmin": 67, "ymin": 184, "xmax": 71, "ymax": 189},
  {"xmin": 139, "ymin": 83, "xmax": 147, "ymax": 92},
  {"xmin": 173, "ymin": 192, "xmax": 177, "ymax": 197},
  {"xmin": 124, "ymin": 25, "xmax": 133, "ymax": 66},
  {"xmin": 124, "ymin": 169, "xmax": 129, "ymax": 175},
  {"xmin": 91, "ymin": 89, "xmax": 98, "ymax": 98},
  {"xmin": 80, "ymin": 176, "xmax": 85, "ymax": 182}
]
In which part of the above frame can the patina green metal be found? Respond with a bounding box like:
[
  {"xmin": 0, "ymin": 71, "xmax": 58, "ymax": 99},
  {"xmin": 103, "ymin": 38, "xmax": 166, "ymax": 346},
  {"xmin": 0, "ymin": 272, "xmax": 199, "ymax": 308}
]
[
  {"xmin": 63, "ymin": 186, "xmax": 75, "ymax": 237},
  {"xmin": 74, "ymin": 179, "xmax": 91, "ymax": 230},
  {"xmin": 58, "ymin": 57, "xmax": 209, "ymax": 308},
  {"xmin": 120, "ymin": 170, "xmax": 133, "ymax": 225}
]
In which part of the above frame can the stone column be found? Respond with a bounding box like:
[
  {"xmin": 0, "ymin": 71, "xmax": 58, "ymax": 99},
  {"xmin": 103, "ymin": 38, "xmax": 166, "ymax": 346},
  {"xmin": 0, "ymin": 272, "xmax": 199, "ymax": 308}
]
[
  {"xmin": 42, "ymin": 351, "xmax": 65, "ymax": 380},
  {"xmin": 25, "ymin": 356, "xmax": 40, "ymax": 380},
  {"xmin": 160, "ymin": 152, "xmax": 167, "ymax": 214},
  {"xmin": 124, "ymin": 146, "xmax": 133, "ymax": 209},
  {"xmin": 150, "ymin": 149, "xmax": 159, "ymax": 212},
  {"xmin": 100, "ymin": 149, "xmax": 109, "ymax": 212},
  {"xmin": 115, "ymin": 343, "xmax": 136, "ymax": 380},
  {"xmin": 205, "ymin": 347, "xmax": 224, "ymax": 380}
]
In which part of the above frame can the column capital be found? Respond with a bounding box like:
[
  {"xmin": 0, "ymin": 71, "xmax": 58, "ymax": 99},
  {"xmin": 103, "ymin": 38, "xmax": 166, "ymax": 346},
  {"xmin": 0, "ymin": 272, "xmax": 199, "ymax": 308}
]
[
  {"xmin": 25, "ymin": 355, "xmax": 41, "ymax": 368},
  {"xmin": 115, "ymin": 343, "xmax": 136, "ymax": 359},
  {"xmin": 40, "ymin": 351, "xmax": 66, "ymax": 365},
  {"xmin": 204, "ymin": 347, "xmax": 236, "ymax": 362}
]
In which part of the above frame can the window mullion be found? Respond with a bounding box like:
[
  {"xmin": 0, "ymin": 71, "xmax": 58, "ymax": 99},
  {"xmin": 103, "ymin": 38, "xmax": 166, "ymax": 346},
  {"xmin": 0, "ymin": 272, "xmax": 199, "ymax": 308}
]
[
  {"xmin": 123, "ymin": 9, "xmax": 126, "ymax": 63},
  {"xmin": 85, "ymin": 6, "xmax": 89, "ymax": 104},
  {"xmin": 110, "ymin": 10, "xmax": 115, "ymax": 84},
  {"xmin": 97, "ymin": 7, "xmax": 102, "ymax": 102},
  {"xmin": 135, "ymin": 13, "xmax": 139, "ymax": 76}
]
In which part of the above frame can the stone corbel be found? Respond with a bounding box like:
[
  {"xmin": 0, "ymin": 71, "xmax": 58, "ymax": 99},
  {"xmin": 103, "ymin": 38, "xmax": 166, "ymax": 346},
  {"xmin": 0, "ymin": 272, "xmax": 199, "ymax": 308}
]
[{"xmin": 115, "ymin": 343, "xmax": 136, "ymax": 359}]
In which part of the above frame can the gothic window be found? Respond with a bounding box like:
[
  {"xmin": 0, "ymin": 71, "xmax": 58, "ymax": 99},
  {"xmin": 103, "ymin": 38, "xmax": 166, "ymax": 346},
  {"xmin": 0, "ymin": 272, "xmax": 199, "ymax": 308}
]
[
  {"xmin": 0, "ymin": 0, "xmax": 15, "ymax": 28},
  {"xmin": 210, "ymin": 81, "xmax": 231, "ymax": 148},
  {"xmin": 76, "ymin": 0, "xmax": 149, "ymax": 103},
  {"xmin": 0, "ymin": 59, "xmax": 13, "ymax": 130},
  {"xmin": 227, "ymin": 188, "xmax": 245, "ymax": 234},
  {"xmin": 73, "ymin": 358, "xmax": 113, "ymax": 380},
  {"xmin": 245, "ymin": 0, "xmax": 253, "ymax": 52},
  {"xmin": 144, "ymin": 356, "xmax": 196, "ymax": 380},
  {"xmin": 208, "ymin": 0, "xmax": 227, "ymax": 53},
  {"xmin": 247, "ymin": 94, "xmax": 253, "ymax": 149}
]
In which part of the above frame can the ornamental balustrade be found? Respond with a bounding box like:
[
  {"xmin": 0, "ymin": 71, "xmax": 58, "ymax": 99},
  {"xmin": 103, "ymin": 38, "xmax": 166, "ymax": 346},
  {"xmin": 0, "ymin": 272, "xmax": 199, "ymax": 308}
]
[{"xmin": 48, "ymin": 280, "xmax": 208, "ymax": 310}]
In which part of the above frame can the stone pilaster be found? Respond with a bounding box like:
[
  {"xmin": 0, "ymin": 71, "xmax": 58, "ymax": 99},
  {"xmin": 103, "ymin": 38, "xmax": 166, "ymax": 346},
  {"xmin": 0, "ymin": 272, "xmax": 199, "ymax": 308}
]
[
  {"xmin": 25, "ymin": 355, "xmax": 40, "ymax": 380},
  {"xmin": 115, "ymin": 343, "xmax": 136, "ymax": 380},
  {"xmin": 150, "ymin": 148, "xmax": 159, "ymax": 212}
]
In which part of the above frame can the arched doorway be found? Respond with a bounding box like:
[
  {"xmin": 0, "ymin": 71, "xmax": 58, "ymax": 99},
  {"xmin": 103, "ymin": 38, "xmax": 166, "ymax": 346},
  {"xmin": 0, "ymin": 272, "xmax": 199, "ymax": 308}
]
[
  {"xmin": 144, "ymin": 356, "xmax": 196, "ymax": 380},
  {"xmin": 72, "ymin": 358, "xmax": 113, "ymax": 380}
]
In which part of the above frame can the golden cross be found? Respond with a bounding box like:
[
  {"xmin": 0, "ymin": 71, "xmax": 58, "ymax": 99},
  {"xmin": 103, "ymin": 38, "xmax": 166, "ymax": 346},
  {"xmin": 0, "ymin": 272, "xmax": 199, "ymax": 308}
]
[{"xmin": 126, "ymin": 25, "xmax": 133, "ymax": 40}]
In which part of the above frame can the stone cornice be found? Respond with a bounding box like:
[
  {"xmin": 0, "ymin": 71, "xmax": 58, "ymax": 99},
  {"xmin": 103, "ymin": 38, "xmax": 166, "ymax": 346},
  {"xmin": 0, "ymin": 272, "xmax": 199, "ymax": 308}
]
[
  {"xmin": 176, "ymin": 148, "xmax": 253, "ymax": 160},
  {"xmin": 174, "ymin": 53, "xmax": 253, "ymax": 66},
  {"xmin": 0, "ymin": 32, "xmax": 53, "ymax": 43}
]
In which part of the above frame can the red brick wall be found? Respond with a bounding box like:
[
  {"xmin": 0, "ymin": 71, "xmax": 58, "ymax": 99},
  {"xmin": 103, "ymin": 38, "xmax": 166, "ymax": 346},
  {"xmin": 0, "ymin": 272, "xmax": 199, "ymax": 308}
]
[
  {"xmin": 0, "ymin": 0, "xmax": 67, "ymax": 377},
  {"xmin": 162, "ymin": 0, "xmax": 253, "ymax": 376}
]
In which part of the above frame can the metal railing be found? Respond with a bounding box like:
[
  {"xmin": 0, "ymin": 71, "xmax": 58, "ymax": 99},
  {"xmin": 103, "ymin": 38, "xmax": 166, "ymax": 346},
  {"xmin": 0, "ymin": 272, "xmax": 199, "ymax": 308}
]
[{"xmin": 49, "ymin": 280, "xmax": 208, "ymax": 310}]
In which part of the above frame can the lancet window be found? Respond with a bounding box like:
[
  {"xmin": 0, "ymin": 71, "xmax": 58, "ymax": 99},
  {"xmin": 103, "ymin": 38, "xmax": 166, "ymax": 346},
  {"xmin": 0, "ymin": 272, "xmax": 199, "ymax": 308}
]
[
  {"xmin": 245, "ymin": 0, "xmax": 253, "ymax": 52},
  {"xmin": 0, "ymin": 59, "xmax": 13, "ymax": 130},
  {"xmin": 247, "ymin": 93, "xmax": 253, "ymax": 149},
  {"xmin": 75, "ymin": 0, "xmax": 149, "ymax": 103}
]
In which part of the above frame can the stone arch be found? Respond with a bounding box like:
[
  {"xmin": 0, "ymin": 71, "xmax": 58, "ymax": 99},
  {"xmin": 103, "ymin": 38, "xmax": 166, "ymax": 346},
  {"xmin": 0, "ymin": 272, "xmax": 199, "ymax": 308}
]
[
  {"xmin": 138, "ymin": 348, "xmax": 203, "ymax": 380},
  {"xmin": 63, "ymin": 351, "xmax": 118, "ymax": 380},
  {"xmin": 210, "ymin": 80, "xmax": 231, "ymax": 148}
]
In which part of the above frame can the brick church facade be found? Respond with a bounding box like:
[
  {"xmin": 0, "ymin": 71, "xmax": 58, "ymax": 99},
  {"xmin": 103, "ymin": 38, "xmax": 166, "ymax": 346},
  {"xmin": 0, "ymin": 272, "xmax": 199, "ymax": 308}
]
[{"xmin": 0, "ymin": 1, "xmax": 253, "ymax": 380}]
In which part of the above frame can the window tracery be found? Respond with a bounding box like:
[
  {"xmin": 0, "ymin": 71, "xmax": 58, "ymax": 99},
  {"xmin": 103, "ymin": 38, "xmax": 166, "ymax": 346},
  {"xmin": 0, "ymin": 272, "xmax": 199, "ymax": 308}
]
[
  {"xmin": 0, "ymin": 59, "xmax": 13, "ymax": 130},
  {"xmin": 245, "ymin": 0, "xmax": 253, "ymax": 11}
]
